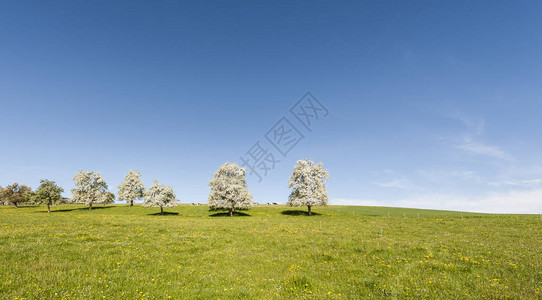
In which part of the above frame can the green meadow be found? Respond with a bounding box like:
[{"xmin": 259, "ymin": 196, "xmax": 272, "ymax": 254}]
[{"xmin": 0, "ymin": 204, "xmax": 540, "ymax": 299}]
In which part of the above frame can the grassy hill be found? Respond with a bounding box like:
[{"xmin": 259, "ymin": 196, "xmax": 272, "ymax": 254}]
[{"xmin": 0, "ymin": 204, "xmax": 540, "ymax": 299}]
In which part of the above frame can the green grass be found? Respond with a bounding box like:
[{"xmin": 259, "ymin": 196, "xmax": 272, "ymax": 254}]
[{"xmin": 0, "ymin": 204, "xmax": 540, "ymax": 299}]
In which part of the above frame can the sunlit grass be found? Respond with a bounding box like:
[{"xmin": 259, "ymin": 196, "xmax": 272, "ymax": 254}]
[{"xmin": 0, "ymin": 204, "xmax": 540, "ymax": 299}]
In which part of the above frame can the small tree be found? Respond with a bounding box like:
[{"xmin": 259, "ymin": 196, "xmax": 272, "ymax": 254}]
[
  {"xmin": 143, "ymin": 180, "xmax": 177, "ymax": 215},
  {"xmin": 208, "ymin": 162, "xmax": 253, "ymax": 216},
  {"xmin": 33, "ymin": 179, "xmax": 64, "ymax": 213},
  {"xmin": 2, "ymin": 183, "xmax": 32, "ymax": 208},
  {"xmin": 117, "ymin": 170, "xmax": 145, "ymax": 206},
  {"xmin": 102, "ymin": 192, "xmax": 115, "ymax": 206},
  {"xmin": 71, "ymin": 170, "xmax": 109, "ymax": 210},
  {"xmin": 25, "ymin": 190, "xmax": 36, "ymax": 204},
  {"xmin": 287, "ymin": 158, "xmax": 329, "ymax": 216}
]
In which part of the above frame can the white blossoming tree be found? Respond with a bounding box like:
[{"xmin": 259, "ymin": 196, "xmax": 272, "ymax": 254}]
[
  {"xmin": 71, "ymin": 170, "xmax": 110, "ymax": 210},
  {"xmin": 208, "ymin": 162, "xmax": 253, "ymax": 216},
  {"xmin": 143, "ymin": 180, "xmax": 178, "ymax": 215},
  {"xmin": 117, "ymin": 170, "xmax": 145, "ymax": 206},
  {"xmin": 287, "ymin": 158, "xmax": 330, "ymax": 216}
]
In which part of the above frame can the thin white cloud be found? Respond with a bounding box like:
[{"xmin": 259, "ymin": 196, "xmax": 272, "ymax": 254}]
[
  {"xmin": 451, "ymin": 170, "xmax": 482, "ymax": 182},
  {"xmin": 331, "ymin": 198, "xmax": 383, "ymax": 207},
  {"xmin": 371, "ymin": 169, "xmax": 397, "ymax": 176},
  {"xmin": 453, "ymin": 116, "xmax": 514, "ymax": 161},
  {"xmin": 372, "ymin": 171, "xmax": 425, "ymax": 191},
  {"xmin": 488, "ymin": 179, "xmax": 542, "ymax": 187},
  {"xmin": 347, "ymin": 113, "xmax": 537, "ymax": 213},
  {"xmin": 457, "ymin": 139, "xmax": 514, "ymax": 161},
  {"xmin": 418, "ymin": 169, "xmax": 483, "ymax": 184},
  {"xmin": 374, "ymin": 179, "xmax": 415, "ymax": 189},
  {"xmin": 332, "ymin": 188, "xmax": 542, "ymax": 214}
]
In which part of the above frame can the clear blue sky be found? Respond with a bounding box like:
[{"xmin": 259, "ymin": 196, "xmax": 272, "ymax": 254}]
[{"xmin": 1, "ymin": 1, "xmax": 541, "ymax": 213}]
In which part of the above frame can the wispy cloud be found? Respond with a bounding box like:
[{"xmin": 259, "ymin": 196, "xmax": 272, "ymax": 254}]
[
  {"xmin": 454, "ymin": 116, "xmax": 514, "ymax": 161},
  {"xmin": 457, "ymin": 139, "xmax": 514, "ymax": 161},
  {"xmin": 374, "ymin": 179, "xmax": 409, "ymax": 189},
  {"xmin": 372, "ymin": 170, "xmax": 424, "ymax": 191},
  {"xmin": 418, "ymin": 169, "xmax": 483, "ymax": 184},
  {"xmin": 347, "ymin": 113, "xmax": 539, "ymax": 213},
  {"xmin": 332, "ymin": 188, "xmax": 542, "ymax": 214},
  {"xmin": 488, "ymin": 179, "xmax": 542, "ymax": 187},
  {"xmin": 374, "ymin": 179, "xmax": 418, "ymax": 189},
  {"xmin": 451, "ymin": 170, "xmax": 482, "ymax": 182}
]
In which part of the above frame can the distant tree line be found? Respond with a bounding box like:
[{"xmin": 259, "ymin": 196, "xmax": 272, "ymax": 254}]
[{"xmin": 0, "ymin": 158, "xmax": 329, "ymax": 215}]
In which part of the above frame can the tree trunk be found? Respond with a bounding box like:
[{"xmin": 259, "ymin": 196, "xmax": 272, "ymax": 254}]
[
  {"xmin": 47, "ymin": 203, "xmax": 51, "ymax": 213},
  {"xmin": 14, "ymin": 202, "xmax": 18, "ymax": 208},
  {"xmin": 229, "ymin": 207, "xmax": 234, "ymax": 217},
  {"xmin": 130, "ymin": 201, "xmax": 134, "ymax": 206},
  {"xmin": 307, "ymin": 205, "xmax": 312, "ymax": 216},
  {"xmin": 161, "ymin": 206, "xmax": 164, "ymax": 215},
  {"xmin": 89, "ymin": 203, "xmax": 93, "ymax": 210}
]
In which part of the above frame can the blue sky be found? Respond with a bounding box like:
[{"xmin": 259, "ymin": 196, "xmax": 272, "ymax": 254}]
[{"xmin": 1, "ymin": 1, "xmax": 542, "ymax": 213}]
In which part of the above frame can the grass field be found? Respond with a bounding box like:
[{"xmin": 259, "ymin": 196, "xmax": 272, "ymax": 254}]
[{"xmin": 0, "ymin": 204, "xmax": 540, "ymax": 299}]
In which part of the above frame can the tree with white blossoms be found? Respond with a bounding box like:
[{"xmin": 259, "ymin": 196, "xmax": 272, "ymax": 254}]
[
  {"xmin": 208, "ymin": 162, "xmax": 253, "ymax": 217},
  {"xmin": 287, "ymin": 158, "xmax": 330, "ymax": 216},
  {"xmin": 71, "ymin": 170, "xmax": 110, "ymax": 210},
  {"xmin": 117, "ymin": 170, "xmax": 145, "ymax": 206},
  {"xmin": 143, "ymin": 180, "xmax": 178, "ymax": 215}
]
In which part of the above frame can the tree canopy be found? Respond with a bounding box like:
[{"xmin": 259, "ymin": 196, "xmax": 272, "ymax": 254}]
[
  {"xmin": 71, "ymin": 170, "xmax": 110, "ymax": 210},
  {"xmin": 208, "ymin": 162, "xmax": 253, "ymax": 216},
  {"xmin": 1, "ymin": 183, "xmax": 32, "ymax": 207},
  {"xmin": 118, "ymin": 170, "xmax": 145, "ymax": 206},
  {"xmin": 103, "ymin": 192, "xmax": 115, "ymax": 206},
  {"xmin": 143, "ymin": 180, "xmax": 177, "ymax": 215},
  {"xmin": 32, "ymin": 179, "xmax": 64, "ymax": 212},
  {"xmin": 287, "ymin": 158, "xmax": 329, "ymax": 215}
]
